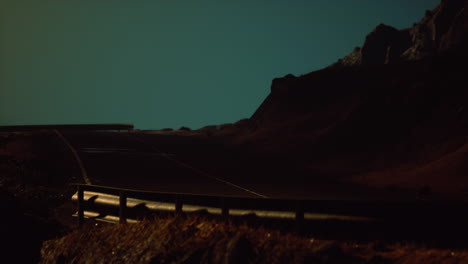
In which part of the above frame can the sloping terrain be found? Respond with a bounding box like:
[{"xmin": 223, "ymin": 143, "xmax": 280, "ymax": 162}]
[{"xmin": 223, "ymin": 0, "xmax": 468, "ymax": 199}]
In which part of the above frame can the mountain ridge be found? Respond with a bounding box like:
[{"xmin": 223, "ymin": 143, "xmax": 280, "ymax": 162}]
[
  {"xmin": 332, "ymin": 0, "xmax": 468, "ymax": 67},
  {"xmin": 224, "ymin": 0, "xmax": 468, "ymax": 197}
]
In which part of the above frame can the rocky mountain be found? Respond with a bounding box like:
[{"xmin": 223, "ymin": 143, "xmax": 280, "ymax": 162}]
[
  {"xmin": 230, "ymin": 0, "xmax": 468, "ymax": 198},
  {"xmin": 332, "ymin": 0, "xmax": 468, "ymax": 67}
]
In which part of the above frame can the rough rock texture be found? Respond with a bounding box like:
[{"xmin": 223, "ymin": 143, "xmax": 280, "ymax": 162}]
[
  {"xmin": 333, "ymin": 0, "xmax": 468, "ymax": 67},
  {"xmin": 360, "ymin": 24, "xmax": 411, "ymax": 65}
]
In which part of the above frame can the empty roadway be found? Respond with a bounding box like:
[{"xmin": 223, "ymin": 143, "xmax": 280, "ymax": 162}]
[
  {"xmin": 60, "ymin": 130, "xmax": 266, "ymax": 198},
  {"xmin": 58, "ymin": 130, "xmax": 418, "ymax": 201}
]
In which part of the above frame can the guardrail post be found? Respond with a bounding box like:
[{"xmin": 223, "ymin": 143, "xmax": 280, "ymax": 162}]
[
  {"xmin": 175, "ymin": 197, "xmax": 183, "ymax": 214},
  {"xmin": 77, "ymin": 185, "xmax": 84, "ymax": 227},
  {"xmin": 221, "ymin": 198, "xmax": 229, "ymax": 218},
  {"xmin": 295, "ymin": 208, "xmax": 304, "ymax": 222},
  {"xmin": 295, "ymin": 201, "xmax": 304, "ymax": 232},
  {"xmin": 119, "ymin": 191, "xmax": 127, "ymax": 224}
]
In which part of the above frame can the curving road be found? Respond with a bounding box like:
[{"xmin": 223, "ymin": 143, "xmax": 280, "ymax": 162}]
[
  {"xmin": 56, "ymin": 130, "xmax": 421, "ymax": 201},
  {"xmin": 58, "ymin": 130, "xmax": 267, "ymax": 198}
]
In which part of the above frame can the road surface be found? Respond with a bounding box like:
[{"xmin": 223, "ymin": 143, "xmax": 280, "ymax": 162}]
[
  {"xmin": 57, "ymin": 130, "xmax": 417, "ymax": 201},
  {"xmin": 59, "ymin": 130, "xmax": 267, "ymax": 198}
]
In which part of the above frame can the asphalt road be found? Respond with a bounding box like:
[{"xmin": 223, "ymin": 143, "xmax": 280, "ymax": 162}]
[
  {"xmin": 57, "ymin": 130, "xmax": 419, "ymax": 201},
  {"xmin": 60, "ymin": 131, "xmax": 266, "ymax": 198}
]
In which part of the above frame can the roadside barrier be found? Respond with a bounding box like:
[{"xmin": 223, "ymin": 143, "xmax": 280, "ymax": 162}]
[{"xmin": 71, "ymin": 184, "xmax": 467, "ymax": 226}]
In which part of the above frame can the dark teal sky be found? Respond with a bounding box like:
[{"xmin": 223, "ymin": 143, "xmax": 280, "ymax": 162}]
[{"xmin": 1, "ymin": 0, "xmax": 440, "ymax": 130}]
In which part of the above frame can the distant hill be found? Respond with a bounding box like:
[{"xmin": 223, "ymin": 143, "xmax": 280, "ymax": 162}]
[{"xmin": 227, "ymin": 0, "xmax": 468, "ymax": 197}]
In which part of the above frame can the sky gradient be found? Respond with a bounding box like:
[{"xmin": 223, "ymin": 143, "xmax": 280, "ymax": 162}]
[{"xmin": 0, "ymin": 0, "xmax": 440, "ymax": 130}]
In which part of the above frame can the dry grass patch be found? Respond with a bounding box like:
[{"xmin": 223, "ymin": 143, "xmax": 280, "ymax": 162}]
[{"xmin": 40, "ymin": 216, "xmax": 468, "ymax": 264}]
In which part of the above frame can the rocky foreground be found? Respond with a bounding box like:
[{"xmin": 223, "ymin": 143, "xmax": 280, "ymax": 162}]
[{"xmin": 40, "ymin": 216, "xmax": 468, "ymax": 264}]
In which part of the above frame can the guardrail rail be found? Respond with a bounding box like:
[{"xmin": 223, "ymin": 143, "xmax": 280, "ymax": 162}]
[{"xmin": 71, "ymin": 184, "xmax": 468, "ymax": 226}]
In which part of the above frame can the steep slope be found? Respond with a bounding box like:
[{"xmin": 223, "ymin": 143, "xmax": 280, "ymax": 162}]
[
  {"xmin": 332, "ymin": 0, "xmax": 468, "ymax": 66},
  {"xmin": 236, "ymin": 0, "xmax": 468, "ymax": 197}
]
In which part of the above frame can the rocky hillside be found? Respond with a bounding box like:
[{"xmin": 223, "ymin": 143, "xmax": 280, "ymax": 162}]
[
  {"xmin": 233, "ymin": 0, "xmax": 468, "ymax": 197},
  {"xmin": 332, "ymin": 0, "xmax": 468, "ymax": 66}
]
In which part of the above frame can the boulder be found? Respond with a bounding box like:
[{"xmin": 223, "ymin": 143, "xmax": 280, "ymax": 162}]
[
  {"xmin": 271, "ymin": 73, "xmax": 297, "ymax": 93},
  {"xmin": 360, "ymin": 24, "xmax": 410, "ymax": 65}
]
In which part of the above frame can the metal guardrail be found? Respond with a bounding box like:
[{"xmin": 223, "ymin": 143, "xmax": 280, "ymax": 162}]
[
  {"xmin": 0, "ymin": 124, "xmax": 134, "ymax": 132},
  {"xmin": 72, "ymin": 184, "xmax": 468, "ymax": 226}
]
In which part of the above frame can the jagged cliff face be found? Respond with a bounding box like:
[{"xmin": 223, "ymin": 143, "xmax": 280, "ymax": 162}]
[
  {"xmin": 239, "ymin": 0, "xmax": 468, "ymax": 195},
  {"xmin": 333, "ymin": 0, "xmax": 468, "ymax": 67},
  {"xmin": 337, "ymin": 24, "xmax": 411, "ymax": 66}
]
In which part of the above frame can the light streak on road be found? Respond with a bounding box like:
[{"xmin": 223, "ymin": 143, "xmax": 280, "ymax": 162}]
[
  {"xmin": 124, "ymin": 133, "xmax": 269, "ymax": 198},
  {"xmin": 54, "ymin": 129, "xmax": 92, "ymax": 185}
]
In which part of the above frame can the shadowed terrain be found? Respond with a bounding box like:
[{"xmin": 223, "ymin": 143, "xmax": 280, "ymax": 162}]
[
  {"xmin": 214, "ymin": 0, "xmax": 468, "ymax": 201},
  {"xmin": 2, "ymin": 0, "xmax": 468, "ymax": 263}
]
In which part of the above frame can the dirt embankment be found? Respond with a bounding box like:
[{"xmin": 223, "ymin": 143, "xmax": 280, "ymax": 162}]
[{"xmin": 40, "ymin": 215, "xmax": 468, "ymax": 264}]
